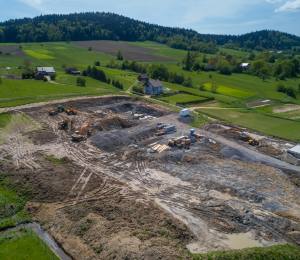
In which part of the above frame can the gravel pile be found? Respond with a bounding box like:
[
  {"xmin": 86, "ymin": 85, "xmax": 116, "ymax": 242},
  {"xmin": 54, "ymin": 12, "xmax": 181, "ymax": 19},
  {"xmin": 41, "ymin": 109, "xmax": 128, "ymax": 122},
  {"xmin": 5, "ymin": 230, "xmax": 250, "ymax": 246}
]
[
  {"xmin": 177, "ymin": 115, "xmax": 194, "ymax": 124},
  {"xmin": 220, "ymin": 146, "xmax": 257, "ymax": 162}
]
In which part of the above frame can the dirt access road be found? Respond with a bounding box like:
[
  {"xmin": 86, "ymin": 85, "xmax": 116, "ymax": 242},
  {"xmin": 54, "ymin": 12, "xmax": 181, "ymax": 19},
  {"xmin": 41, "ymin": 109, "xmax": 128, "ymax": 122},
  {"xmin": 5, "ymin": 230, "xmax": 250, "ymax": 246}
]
[{"xmin": 1, "ymin": 95, "xmax": 300, "ymax": 259}]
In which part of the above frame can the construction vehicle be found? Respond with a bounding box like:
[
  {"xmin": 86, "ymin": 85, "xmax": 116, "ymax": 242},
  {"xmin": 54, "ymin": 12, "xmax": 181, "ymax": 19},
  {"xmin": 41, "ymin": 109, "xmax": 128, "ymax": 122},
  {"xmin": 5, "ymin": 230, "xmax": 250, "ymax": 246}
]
[
  {"xmin": 66, "ymin": 108, "xmax": 77, "ymax": 115},
  {"xmin": 156, "ymin": 125, "xmax": 176, "ymax": 136},
  {"xmin": 72, "ymin": 124, "xmax": 91, "ymax": 141},
  {"xmin": 49, "ymin": 105, "xmax": 65, "ymax": 116},
  {"xmin": 58, "ymin": 120, "xmax": 73, "ymax": 129},
  {"xmin": 249, "ymin": 139, "xmax": 259, "ymax": 146},
  {"xmin": 226, "ymin": 128, "xmax": 259, "ymax": 146}
]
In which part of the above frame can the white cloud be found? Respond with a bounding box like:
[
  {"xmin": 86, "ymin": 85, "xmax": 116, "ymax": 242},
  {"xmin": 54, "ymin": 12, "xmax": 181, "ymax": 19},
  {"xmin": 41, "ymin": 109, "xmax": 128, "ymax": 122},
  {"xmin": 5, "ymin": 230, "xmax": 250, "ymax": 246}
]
[{"xmin": 275, "ymin": 0, "xmax": 300, "ymax": 11}]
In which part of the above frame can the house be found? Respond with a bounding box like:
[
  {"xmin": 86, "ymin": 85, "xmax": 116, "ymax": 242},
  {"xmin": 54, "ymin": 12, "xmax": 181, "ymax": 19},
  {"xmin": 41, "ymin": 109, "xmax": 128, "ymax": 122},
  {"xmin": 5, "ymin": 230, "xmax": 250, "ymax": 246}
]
[
  {"xmin": 68, "ymin": 67, "xmax": 81, "ymax": 76},
  {"xmin": 277, "ymin": 51, "xmax": 283, "ymax": 54},
  {"xmin": 36, "ymin": 67, "xmax": 55, "ymax": 75},
  {"xmin": 35, "ymin": 72, "xmax": 44, "ymax": 80},
  {"xmin": 269, "ymin": 51, "xmax": 274, "ymax": 53},
  {"xmin": 240, "ymin": 63, "xmax": 250, "ymax": 70},
  {"xmin": 144, "ymin": 79, "xmax": 164, "ymax": 95},
  {"xmin": 288, "ymin": 145, "xmax": 300, "ymax": 159},
  {"xmin": 203, "ymin": 65, "xmax": 215, "ymax": 71},
  {"xmin": 137, "ymin": 74, "xmax": 149, "ymax": 83}
]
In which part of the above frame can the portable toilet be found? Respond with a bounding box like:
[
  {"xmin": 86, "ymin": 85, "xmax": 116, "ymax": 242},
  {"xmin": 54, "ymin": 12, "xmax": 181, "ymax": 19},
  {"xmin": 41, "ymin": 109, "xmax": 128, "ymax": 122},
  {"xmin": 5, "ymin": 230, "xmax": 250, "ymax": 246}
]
[
  {"xmin": 190, "ymin": 129, "xmax": 195, "ymax": 135},
  {"xmin": 180, "ymin": 109, "xmax": 190, "ymax": 117}
]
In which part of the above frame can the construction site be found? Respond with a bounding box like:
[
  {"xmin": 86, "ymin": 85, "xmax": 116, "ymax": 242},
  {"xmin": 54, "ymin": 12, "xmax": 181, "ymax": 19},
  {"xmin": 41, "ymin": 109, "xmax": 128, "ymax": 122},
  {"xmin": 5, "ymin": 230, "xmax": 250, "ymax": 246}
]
[{"xmin": 1, "ymin": 95, "xmax": 300, "ymax": 260}]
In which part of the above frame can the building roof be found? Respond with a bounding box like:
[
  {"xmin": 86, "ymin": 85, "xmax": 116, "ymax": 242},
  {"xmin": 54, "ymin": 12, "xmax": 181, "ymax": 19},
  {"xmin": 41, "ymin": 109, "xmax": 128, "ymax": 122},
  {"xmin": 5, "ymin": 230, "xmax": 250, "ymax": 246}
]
[
  {"xmin": 35, "ymin": 72, "xmax": 43, "ymax": 77},
  {"xmin": 138, "ymin": 74, "xmax": 149, "ymax": 79},
  {"xmin": 147, "ymin": 79, "xmax": 164, "ymax": 88},
  {"xmin": 241, "ymin": 63, "xmax": 250, "ymax": 67},
  {"xmin": 71, "ymin": 71, "xmax": 81, "ymax": 74},
  {"xmin": 36, "ymin": 67, "xmax": 55, "ymax": 73},
  {"xmin": 288, "ymin": 145, "xmax": 300, "ymax": 155}
]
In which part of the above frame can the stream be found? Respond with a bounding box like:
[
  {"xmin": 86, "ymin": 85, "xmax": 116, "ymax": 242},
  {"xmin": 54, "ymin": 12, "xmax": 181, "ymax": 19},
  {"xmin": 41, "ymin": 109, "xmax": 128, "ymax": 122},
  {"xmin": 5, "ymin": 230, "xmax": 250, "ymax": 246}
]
[{"xmin": 2, "ymin": 222, "xmax": 71, "ymax": 260}]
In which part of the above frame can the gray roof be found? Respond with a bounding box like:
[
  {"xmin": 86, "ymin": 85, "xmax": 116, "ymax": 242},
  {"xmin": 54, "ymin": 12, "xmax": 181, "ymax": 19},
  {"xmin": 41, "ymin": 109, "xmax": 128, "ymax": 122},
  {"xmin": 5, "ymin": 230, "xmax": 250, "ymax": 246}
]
[
  {"xmin": 288, "ymin": 145, "xmax": 300, "ymax": 155},
  {"xmin": 36, "ymin": 67, "xmax": 55, "ymax": 73},
  {"xmin": 147, "ymin": 79, "xmax": 164, "ymax": 88}
]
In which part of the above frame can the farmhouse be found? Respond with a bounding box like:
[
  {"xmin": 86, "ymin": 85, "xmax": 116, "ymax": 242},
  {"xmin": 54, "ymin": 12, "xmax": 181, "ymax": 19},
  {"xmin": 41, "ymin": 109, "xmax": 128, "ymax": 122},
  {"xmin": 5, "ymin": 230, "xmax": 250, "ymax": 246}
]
[
  {"xmin": 36, "ymin": 67, "xmax": 55, "ymax": 75},
  {"xmin": 240, "ymin": 63, "xmax": 250, "ymax": 70},
  {"xmin": 137, "ymin": 74, "xmax": 149, "ymax": 83},
  {"xmin": 68, "ymin": 67, "xmax": 81, "ymax": 75},
  {"xmin": 34, "ymin": 72, "xmax": 44, "ymax": 80},
  {"xmin": 203, "ymin": 65, "xmax": 215, "ymax": 71},
  {"xmin": 144, "ymin": 79, "xmax": 164, "ymax": 95},
  {"xmin": 277, "ymin": 51, "xmax": 283, "ymax": 54}
]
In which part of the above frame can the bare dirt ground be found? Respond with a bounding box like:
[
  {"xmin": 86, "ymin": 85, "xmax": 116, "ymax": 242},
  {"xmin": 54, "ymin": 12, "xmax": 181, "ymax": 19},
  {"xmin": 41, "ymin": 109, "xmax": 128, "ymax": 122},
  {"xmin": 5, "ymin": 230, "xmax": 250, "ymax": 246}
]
[
  {"xmin": 106, "ymin": 51, "xmax": 178, "ymax": 62},
  {"xmin": 273, "ymin": 104, "xmax": 300, "ymax": 114},
  {"xmin": 1, "ymin": 95, "xmax": 300, "ymax": 259},
  {"xmin": 200, "ymin": 121, "xmax": 300, "ymax": 166},
  {"xmin": 72, "ymin": 41, "xmax": 159, "ymax": 53},
  {"xmin": 246, "ymin": 100, "xmax": 277, "ymax": 107},
  {"xmin": 0, "ymin": 45, "xmax": 26, "ymax": 56}
]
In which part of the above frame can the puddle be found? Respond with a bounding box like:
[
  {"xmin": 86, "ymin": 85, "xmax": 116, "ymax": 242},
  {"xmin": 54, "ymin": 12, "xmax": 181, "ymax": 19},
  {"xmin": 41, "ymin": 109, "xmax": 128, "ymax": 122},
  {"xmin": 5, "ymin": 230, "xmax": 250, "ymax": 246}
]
[{"xmin": 223, "ymin": 233, "xmax": 262, "ymax": 249}]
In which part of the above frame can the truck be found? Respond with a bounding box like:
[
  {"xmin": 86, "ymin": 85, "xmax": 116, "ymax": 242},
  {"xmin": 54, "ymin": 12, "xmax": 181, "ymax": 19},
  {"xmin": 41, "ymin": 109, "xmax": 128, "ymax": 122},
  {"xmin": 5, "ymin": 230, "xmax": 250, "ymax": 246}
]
[
  {"xmin": 156, "ymin": 125, "xmax": 176, "ymax": 136},
  {"xmin": 180, "ymin": 109, "xmax": 190, "ymax": 117}
]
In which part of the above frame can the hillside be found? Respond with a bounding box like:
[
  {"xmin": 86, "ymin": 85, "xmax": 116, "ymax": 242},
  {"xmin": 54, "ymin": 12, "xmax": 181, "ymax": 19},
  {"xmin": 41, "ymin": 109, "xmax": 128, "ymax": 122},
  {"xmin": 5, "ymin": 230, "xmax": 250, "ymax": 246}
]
[{"xmin": 0, "ymin": 12, "xmax": 300, "ymax": 51}]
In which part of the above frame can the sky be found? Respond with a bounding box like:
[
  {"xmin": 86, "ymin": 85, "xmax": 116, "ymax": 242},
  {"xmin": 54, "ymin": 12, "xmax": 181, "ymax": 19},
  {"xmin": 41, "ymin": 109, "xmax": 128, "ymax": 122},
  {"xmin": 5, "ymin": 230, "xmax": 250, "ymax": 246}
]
[{"xmin": 0, "ymin": 0, "xmax": 299, "ymax": 36}]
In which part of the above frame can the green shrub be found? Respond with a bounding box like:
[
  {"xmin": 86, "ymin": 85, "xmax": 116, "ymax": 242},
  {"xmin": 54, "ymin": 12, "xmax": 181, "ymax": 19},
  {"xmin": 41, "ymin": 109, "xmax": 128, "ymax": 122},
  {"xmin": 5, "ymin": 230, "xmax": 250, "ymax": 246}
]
[
  {"xmin": 276, "ymin": 82, "xmax": 287, "ymax": 93},
  {"xmin": 43, "ymin": 77, "xmax": 48, "ymax": 82},
  {"xmin": 76, "ymin": 77, "xmax": 86, "ymax": 86},
  {"xmin": 50, "ymin": 73, "xmax": 57, "ymax": 80},
  {"xmin": 88, "ymin": 46, "xmax": 92, "ymax": 51},
  {"xmin": 199, "ymin": 84, "xmax": 205, "ymax": 91}
]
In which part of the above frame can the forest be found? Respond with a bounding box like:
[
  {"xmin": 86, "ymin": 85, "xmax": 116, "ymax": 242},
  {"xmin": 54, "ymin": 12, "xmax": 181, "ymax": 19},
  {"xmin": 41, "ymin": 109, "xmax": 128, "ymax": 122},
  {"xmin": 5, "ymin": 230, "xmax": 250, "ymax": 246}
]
[{"xmin": 0, "ymin": 12, "xmax": 300, "ymax": 51}]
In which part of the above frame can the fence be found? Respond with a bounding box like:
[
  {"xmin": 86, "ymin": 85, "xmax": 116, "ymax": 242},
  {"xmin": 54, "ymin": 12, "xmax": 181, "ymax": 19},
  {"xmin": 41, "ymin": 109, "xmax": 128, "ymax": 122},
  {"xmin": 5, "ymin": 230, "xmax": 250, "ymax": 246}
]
[
  {"xmin": 0, "ymin": 90, "xmax": 121, "ymax": 104},
  {"xmin": 0, "ymin": 192, "xmax": 59, "ymax": 260}
]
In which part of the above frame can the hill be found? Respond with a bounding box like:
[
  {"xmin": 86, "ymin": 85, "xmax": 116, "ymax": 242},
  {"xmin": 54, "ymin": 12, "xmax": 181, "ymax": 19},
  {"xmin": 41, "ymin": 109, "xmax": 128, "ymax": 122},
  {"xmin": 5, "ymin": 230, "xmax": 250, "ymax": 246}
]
[{"xmin": 0, "ymin": 12, "xmax": 300, "ymax": 51}]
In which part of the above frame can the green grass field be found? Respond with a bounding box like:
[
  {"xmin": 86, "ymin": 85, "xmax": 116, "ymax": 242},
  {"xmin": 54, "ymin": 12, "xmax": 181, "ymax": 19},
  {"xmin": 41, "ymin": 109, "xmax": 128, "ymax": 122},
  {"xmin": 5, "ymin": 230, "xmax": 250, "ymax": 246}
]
[
  {"xmin": 23, "ymin": 50, "xmax": 54, "ymax": 59},
  {"xmin": 0, "ymin": 228, "xmax": 59, "ymax": 260},
  {"xmin": 158, "ymin": 94, "xmax": 208, "ymax": 105},
  {"xmin": 197, "ymin": 108, "xmax": 300, "ymax": 141},
  {"xmin": 203, "ymin": 83, "xmax": 255, "ymax": 98}
]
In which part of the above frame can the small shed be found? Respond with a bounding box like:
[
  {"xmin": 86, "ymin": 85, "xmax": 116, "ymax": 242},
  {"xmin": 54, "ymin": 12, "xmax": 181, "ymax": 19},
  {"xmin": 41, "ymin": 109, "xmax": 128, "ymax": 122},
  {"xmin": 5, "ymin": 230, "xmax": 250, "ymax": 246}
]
[
  {"xmin": 287, "ymin": 145, "xmax": 300, "ymax": 159},
  {"xmin": 180, "ymin": 109, "xmax": 190, "ymax": 117},
  {"xmin": 35, "ymin": 72, "xmax": 44, "ymax": 80},
  {"xmin": 36, "ymin": 67, "xmax": 55, "ymax": 75},
  {"xmin": 240, "ymin": 63, "xmax": 250, "ymax": 70}
]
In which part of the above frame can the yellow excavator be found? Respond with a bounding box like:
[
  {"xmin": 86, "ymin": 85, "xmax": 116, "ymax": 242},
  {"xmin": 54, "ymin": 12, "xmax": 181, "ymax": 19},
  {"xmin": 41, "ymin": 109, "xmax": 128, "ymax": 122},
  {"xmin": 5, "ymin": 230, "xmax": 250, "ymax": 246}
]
[
  {"xmin": 168, "ymin": 137, "xmax": 190, "ymax": 148},
  {"xmin": 58, "ymin": 120, "xmax": 73, "ymax": 129},
  {"xmin": 72, "ymin": 124, "xmax": 91, "ymax": 141},
  {"xmin": 66, "ymin": 108, "xmax": 77, "ymax": 115},
  {"xmin": 226, "ymin": 128, "xmax": 259, "ymax": 146}
]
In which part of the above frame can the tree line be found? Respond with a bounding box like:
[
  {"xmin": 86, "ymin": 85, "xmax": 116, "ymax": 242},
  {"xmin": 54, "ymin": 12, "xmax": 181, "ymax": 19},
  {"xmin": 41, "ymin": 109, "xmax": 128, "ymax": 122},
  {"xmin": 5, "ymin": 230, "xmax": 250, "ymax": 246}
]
[{"xmin": 0, "ymin": 12, "xmax": 299, "ymax": 51}]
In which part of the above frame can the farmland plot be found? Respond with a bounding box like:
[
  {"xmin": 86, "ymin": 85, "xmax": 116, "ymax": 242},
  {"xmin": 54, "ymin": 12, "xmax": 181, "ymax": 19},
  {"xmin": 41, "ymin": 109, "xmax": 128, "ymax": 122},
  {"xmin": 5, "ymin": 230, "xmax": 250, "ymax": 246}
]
[
  {"xmin": 72, "ymin": 41, "xmax": 159, "ymax": 52},
  {"xmin": 0, "ymin": 46, "xmax": 26, "ymax": 56},
  {"xmin": 159, "ymin": 94, "xmax": 208, "ymax": 105},
  {"xmin": 204, "ymin": 83, "xmax": 254, "ymax": 98}
]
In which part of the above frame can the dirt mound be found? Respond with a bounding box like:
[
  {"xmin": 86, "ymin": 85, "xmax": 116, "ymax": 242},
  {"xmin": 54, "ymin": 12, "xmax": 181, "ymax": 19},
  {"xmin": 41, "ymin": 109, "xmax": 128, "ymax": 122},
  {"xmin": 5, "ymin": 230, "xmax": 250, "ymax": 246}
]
[
  {"xmin": 258, "ymin": 146, "xmax": 284, "ymax": 157},
  {"xmin": 25, "ymin": 127, "xmax": 57, "ymax": 145},
  {"xmin": 92, "ymin": 117, "xmax": 137, "ymax": 132},
  {"xmin": 106, "ymin": 103, "xmax": 165, "ymax": 117},
  {"xmin": 220, "ymin": 146, "xmax": 257, "ymax": 162},
  {"xmin": 177, "ymin": 115, "xmax": 194, "ymax": 124}
]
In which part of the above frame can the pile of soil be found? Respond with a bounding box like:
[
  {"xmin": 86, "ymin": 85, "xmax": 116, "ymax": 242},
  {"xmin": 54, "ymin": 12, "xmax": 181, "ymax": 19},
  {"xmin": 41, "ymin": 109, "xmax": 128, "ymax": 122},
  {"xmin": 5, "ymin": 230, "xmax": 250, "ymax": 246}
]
[
  {"xmin": 92, "ymin": 117, "xmax": 137, "ymax": 132},
  {"xmin": 258, "ymin": 146, "xmax": 284, "ymax": 157},
  {"xmin": 25, "ymin": 127, "xmax": 57, "ymax": 145},
  {"xmin": 177, "ymin": 115, "xmax": 194, "ymax": 124}
]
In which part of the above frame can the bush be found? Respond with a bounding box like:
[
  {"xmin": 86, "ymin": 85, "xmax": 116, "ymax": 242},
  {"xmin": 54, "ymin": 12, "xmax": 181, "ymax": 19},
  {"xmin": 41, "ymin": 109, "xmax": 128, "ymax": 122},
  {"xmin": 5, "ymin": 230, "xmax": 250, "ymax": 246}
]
[
  {"xmin": 0, "ymin": 77, "xmax": 2, "ymax": 84},
  {"xmin": 276, "ymin": 82, "xmax": 287, "ymax": 93},
  {"xmin": 43, "ymin": 77, "xmax": 48, "ymax": 82},
  {"xmin": 132, "ymin": 85, "xmax": 144, "ymax": 93},
  {"xmin": 82, "ymin": 70, "xmax": 87, "ymax": 76},
  {"xmin": 76, "ymin": 77, "xmax": 86, "ymax": 86},
  {"xmin": 94, "ymin": 61, "xmax": 100, "ymax": 66},
  {"xmin": 286, "ymin": 86, "xmax": 296, "ymax": 98},
  {"xmin": 50, "ymin": 73, "xmax": 57, "ymax": 80},
  {"xmin": 88, "ymin": 46, "xmax": 92, "ymax": 51},
  {"xmin": 211, "ymin": 83, "xmax": 218, "ymax": 93},
  {"xmin": 182, "ymin": 76, "xmax": 193, "ymax": 88},
  {"xmin": 199, "ymin": 84, "xmax": 205, "ymax": 91},
  {"xmin": 0, "ymin": 50, "xmax": 3, "ymax": 54},
  {"xmin": 5, "ymin": 52, "xmax": 11, "ymax": 55}
]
